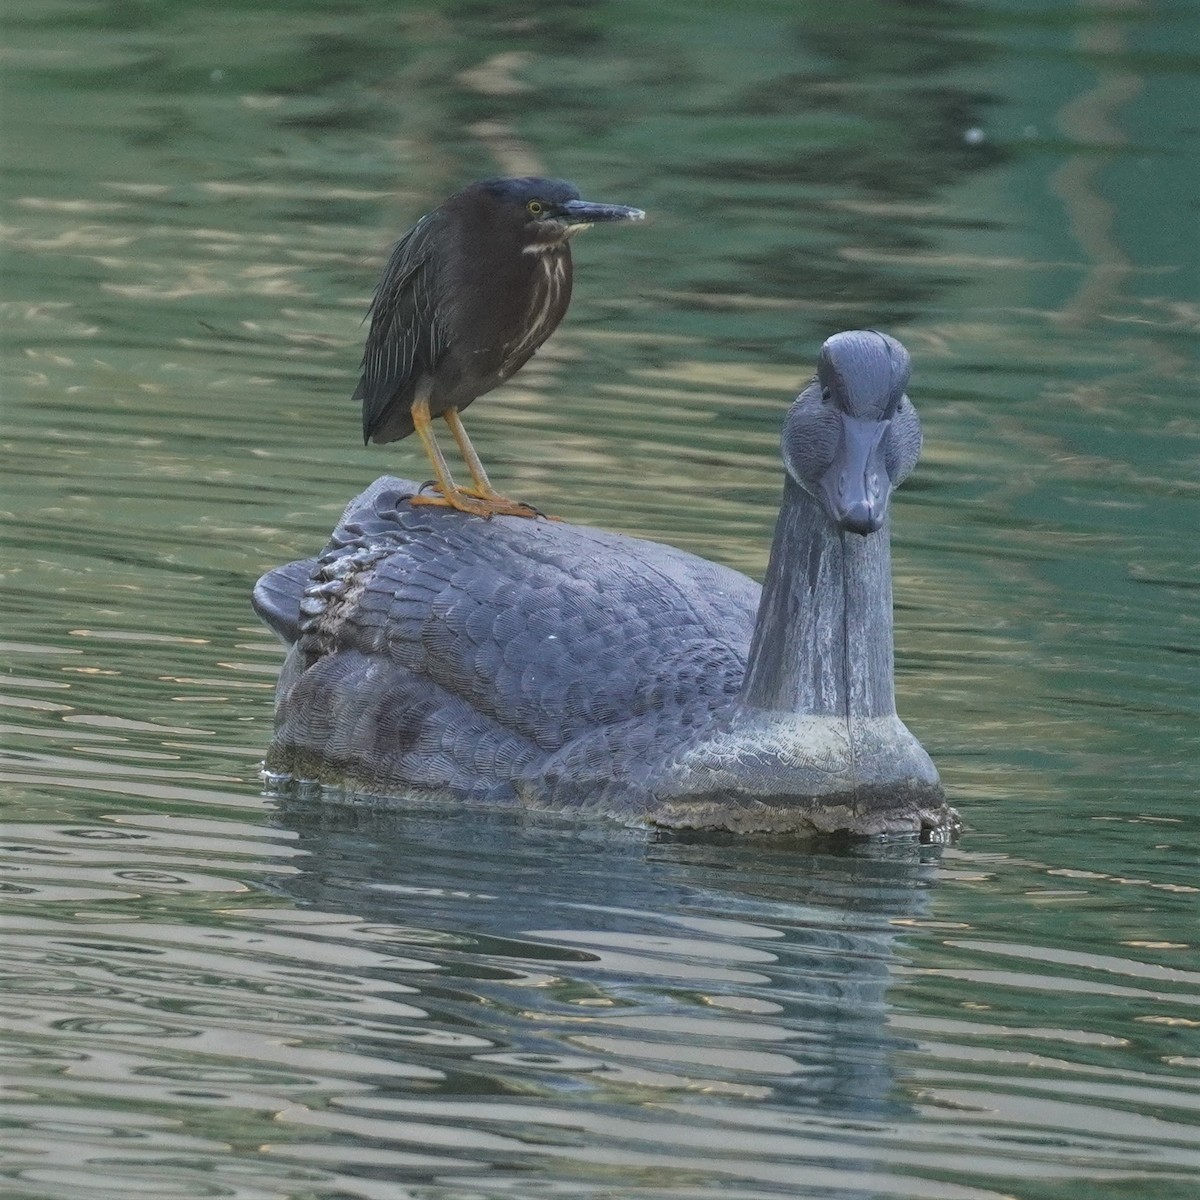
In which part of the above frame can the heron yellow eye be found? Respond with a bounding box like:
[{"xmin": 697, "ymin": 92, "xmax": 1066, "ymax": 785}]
[{"xmin": 527, "ymin": 200, "xmax": 544, "ymax": 216}]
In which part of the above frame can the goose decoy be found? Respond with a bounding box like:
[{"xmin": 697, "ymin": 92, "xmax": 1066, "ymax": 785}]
[
  {"xmin": 258, "ymin": 331, "xmax": 955, "ymax": 837},
  {"xmin": 356, "ymin": 177, "xmax": 644, "ymax": 519}
]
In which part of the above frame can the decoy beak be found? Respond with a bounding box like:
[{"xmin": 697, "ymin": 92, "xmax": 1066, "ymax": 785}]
[{"xmin": 818, "ymin": 414, "xmax": 891, "ymax": 536}]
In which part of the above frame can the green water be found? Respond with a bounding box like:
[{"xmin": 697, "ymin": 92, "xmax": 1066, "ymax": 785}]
[{"xmin": 2, "ymin": 1, "xmax": 1198, "ymax": 1198}]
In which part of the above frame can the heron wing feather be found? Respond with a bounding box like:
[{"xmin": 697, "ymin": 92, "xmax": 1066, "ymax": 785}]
[{"xmin": 357, "ymin": 215, "xmax": 449, "ymax": 441}]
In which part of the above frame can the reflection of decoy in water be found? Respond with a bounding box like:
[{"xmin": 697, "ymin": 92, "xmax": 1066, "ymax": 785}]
[
  {"xmin": 256, "ymin": 331, "xmax": 956, "ymax": 837},
  {"xmin": 270, "ymin": 795, "xmax": 941, "ymax": 1125},
  {"xmin": 355, "ymin": 176, "xmax": 645, "ymax": 519}
]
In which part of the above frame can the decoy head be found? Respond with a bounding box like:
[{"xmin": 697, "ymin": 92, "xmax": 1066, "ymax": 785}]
[
  {"xmin": 780, "ymin": 330, "xmax": 922, "ymax": 535},
  {"xmin": 474, "ymin": 177, "xmax": 645, "ymax": 252}
]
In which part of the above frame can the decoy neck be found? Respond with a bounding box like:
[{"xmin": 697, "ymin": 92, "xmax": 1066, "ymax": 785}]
[{"xmin": 740, "ymin": 330, "xmax": 922, "ymax": 718}]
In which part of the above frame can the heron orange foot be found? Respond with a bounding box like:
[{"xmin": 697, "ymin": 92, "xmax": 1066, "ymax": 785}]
[
  {"xmin": 458, "ymin": 485, "xmax": 559, "ymax": 520},
  {"xmin": 410, "ymin": 487, "xmax": 544, "ymax": 520}
]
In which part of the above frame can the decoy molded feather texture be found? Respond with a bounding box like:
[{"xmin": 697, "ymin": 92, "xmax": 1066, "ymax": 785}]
[
  {"xmin": 258, "ymin": 331, "xmax": 956, "ymax": 837},
  {"xmin": 354, "ymin": 177, "xmax": 645, "ymax": 519}
]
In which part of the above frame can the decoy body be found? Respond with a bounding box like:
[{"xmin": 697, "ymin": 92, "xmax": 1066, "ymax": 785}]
[
  {"xmin": 355, "ymin": 176, "xmax": 644, "ymax": 518},
  {"xmin": 258, "ymin": 331, "xmax": 955, "ymax": 837}
]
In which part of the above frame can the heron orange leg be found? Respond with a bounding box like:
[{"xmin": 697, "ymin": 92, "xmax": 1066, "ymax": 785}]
[
  {"xmin": 407, "ymin": 390, "xmax": 541, "ymax": 519},
  {"xmin": 443, "ymin": 407, "xmax": 501, "ymax": 497},
  {"xmin": 444, "ymin": 408, "xmax": 559, "ymax": 520},
  {"xmin": 442, "ymin": 409, "xmax": 525, "ymax": 501}
]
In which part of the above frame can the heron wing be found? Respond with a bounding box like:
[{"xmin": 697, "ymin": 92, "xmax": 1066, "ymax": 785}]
[{"xmin": 356, "ymin": 214, "xmax": 449, "ymax": 442}]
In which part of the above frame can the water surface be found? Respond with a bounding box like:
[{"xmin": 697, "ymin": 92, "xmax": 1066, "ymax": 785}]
[{"xmin": 2, "ymin": 1, "xmax": 1198, "ymax": 1197}]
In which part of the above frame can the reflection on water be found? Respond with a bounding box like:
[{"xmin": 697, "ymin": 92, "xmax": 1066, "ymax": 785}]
[
  {"xmin": 2, "ymin": 0, "xmax": 1199, "ymax": 1196},
  {"xmin": 4, "ymin": 793, "xmax": 1198, "ymax": 1199}
]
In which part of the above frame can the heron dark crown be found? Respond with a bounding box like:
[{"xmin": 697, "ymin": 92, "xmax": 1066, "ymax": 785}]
[{"xmin": 477, "ymin": 177, "xmax": 582, "ymax": 210}]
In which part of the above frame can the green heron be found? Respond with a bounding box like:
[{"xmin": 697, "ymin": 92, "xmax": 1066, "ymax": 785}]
[{"xmin": 355, "ymin": 176, "xmax": 645, "ymax": 518}]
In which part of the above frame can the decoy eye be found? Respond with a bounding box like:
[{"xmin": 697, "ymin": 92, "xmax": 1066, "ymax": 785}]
[{"xmin": 527, "ymin": 199, "xmax": 544, "ymax": 216}]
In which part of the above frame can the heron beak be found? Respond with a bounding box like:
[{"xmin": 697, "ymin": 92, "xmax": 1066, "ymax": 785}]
[
  {"xmin": 559, "ymin": 199, "xmax": 646, "ymax": 226},
  {"xmin": 818, "ymin": 415, "xmax": 892, "ymax": 536}
]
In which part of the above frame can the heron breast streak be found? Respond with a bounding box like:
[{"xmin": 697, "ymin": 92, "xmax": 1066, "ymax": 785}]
[{"xmin": 500, "ymin": 251, "xmax": 566, "ymax": 374}]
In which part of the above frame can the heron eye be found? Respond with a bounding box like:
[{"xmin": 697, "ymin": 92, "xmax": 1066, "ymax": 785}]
[{"xmin": 527, "ymin": 199, "xmax": 544, "ymax": 216}]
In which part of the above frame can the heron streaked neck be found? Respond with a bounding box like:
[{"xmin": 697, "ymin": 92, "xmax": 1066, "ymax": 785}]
[
  {"xmin": 523, "ymin": 234, "xmax": 574, "ymax": 255},
  {"xmin": 741, "ymin": 474, "xmax": 897, "ymax": 718}
]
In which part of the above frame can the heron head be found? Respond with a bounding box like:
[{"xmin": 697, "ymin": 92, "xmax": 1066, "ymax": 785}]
[{"xmin": 477, "ymin": 177, "xmax": 645, "ymax": 250}]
